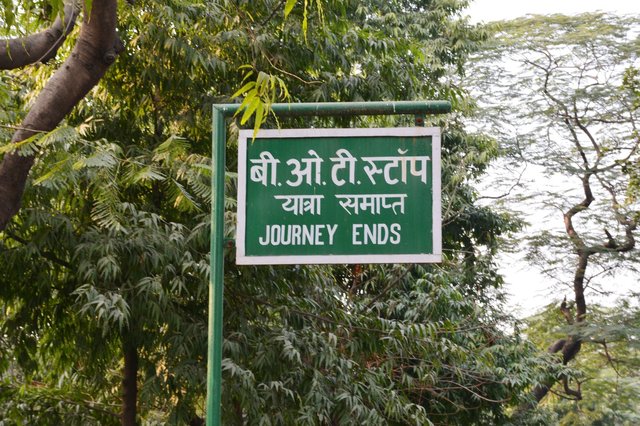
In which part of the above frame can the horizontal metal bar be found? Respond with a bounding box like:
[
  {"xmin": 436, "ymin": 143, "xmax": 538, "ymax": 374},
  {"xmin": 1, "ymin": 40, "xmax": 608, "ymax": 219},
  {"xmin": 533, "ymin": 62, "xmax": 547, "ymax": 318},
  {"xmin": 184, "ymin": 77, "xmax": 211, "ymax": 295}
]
[{"xmin": 213, "ymin": 100, "xmax": 451, "ymax": 118}]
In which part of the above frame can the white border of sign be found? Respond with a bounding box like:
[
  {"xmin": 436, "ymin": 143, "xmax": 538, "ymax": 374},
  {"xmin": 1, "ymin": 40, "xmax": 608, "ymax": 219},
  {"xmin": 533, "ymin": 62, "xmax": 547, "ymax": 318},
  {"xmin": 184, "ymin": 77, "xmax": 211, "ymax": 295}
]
[{"xmin": 236, "ymin": 127, "xmax": 442, "ymax": 265}]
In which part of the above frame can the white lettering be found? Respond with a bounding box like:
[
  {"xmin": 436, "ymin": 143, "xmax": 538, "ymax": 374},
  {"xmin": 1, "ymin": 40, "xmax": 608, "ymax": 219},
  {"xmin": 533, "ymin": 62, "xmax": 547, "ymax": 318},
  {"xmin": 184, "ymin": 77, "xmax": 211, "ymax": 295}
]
[
  {"xmin": 364, "ymin": 224, "xmax": 376, "ymax": 245},
  {"xmin": 274, "ymin": 194, "xmax": 323, "ymax": 215},
  {"xmin": 361, "ymin": 149, "xmax": 430, "ymax": 185},
  {"xmin": 362, "ymin": 158, "xmax": 383, "ymax": 185},
  {"xmin": 250, "ymin": 151, "xmax": 280, "ymax": 186},
  {"xmin": 286, "ymin": 150, "xmax": 323, "ymax": 187},
  {"xmin": 326, "ymin": 224, "xmax": 337, "ymax": 245},
  {"xmin": 314, "ymin": 225, "xmax": 324, "ymax": 245},
  {"xmin": 351, "ymin": 223, "xmax": 402, "ymax": 245},
  {"xmin": 257, "ymin": 224, "xmax": 339, "ymax": 246},
  {"xmin": 302, "ymin": 225, "xmax": 314, "ymax": 245},
  {"xmin": 336, "ymin": 194, "xmax": 407, "ymax": 216},
  {"xmin": 378, "ymin": 224, "xmax": 389, "ymax": 245},
  {"xmin": 390, "ymin": 223, "xmax": 401, "ymax": 244},
  {"xmin": 352, "ymin": 224, "xmax": 363, "ymax": 245},
  {"xmin": 259, "ymin": 228, "xmax": 270, "ymax": 245},
  {"xmin": 291, "ymin": 225, "xmax": 301, "ymax": 245},
  {"xmin": 381, "ymin": 194, "xmax": 406, "ymax": 215},
  {"xmin": 330, "ymin": 149, "xmax": 357, "ymax": 186}
]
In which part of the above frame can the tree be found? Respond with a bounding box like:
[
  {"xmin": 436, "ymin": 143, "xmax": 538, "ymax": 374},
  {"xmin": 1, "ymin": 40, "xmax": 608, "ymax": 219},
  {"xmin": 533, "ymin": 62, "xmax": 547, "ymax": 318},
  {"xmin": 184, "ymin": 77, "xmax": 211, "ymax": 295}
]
[
  {"xmin": 524, "ymin": 300, "xmax": 640, "ymax": 424},
  {"xmin": 0, "ymin": 0, "xmax": 121, "ymax": 230},
  {"xmin": 1, "ymin": 0, "xmax": 551, "ymax": 424},
  {"xmin": 467, "ymin": 12, "xmax": 640, "ymax": 411}
]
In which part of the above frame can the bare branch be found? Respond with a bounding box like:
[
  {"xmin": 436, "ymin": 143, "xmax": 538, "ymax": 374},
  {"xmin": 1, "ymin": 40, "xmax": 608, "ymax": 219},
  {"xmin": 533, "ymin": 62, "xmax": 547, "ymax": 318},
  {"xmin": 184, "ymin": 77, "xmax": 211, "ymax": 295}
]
[
  {"xmin": 600, "ymin": 340, "xmax": 622, "ymax": 377},
  {"xmin": 559, "ymin": 296, "xmax": 574, "ymax": 325},
  {"xmin": 264, "ymin": 55, "xmax": 322, "ymax": 86},
  {"xmin": 259, "ymin": 0, "xmax": 286, "ymax": 27},
  {"xmin": 477, "ymin": 163, "xmax": 527, "ymax": 201},
  {"xmin": 4, "ymin": 231, "xmax": 72, "ymax": 268},
  {"xmin": 562, "ymin": 375, "xmax": 582, "ymax": 400},
  {"xmin": 563, "ymin": 174, "xmax": 594, "ymax": 251},
  {"xmin": 595, "ymin": 174, "xmax": 637, "ymax": 253},
  {"xmin": 572, "ymin": 98, "xmax": 602, "ymax": 159}
]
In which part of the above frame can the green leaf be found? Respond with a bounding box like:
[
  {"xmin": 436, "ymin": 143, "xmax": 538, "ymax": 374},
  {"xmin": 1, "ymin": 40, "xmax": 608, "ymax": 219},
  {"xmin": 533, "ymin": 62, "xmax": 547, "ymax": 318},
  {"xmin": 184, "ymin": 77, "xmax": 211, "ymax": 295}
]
[
  {"xmin": 256, "ymin": 71, "xmax": 269, "ymax": 92},
  {"xmin": 240, "ymin": 96, "xmax": 261, "ymax": 125},
  {"xmin": 284, "ymin": 0, "xmax": 296, "ymax": 18},
  {"xmin": 302, "ymin": 0, "xmax": 309, "ymax": 41},
  {"xmin": 84, "ymin": 0, "xmax": 93, "ymax": 17},
  {"xmin": 252, "ymin": 103, "xmax": 265, "ymax": 139},
  {"xmin": 231, "ymin": 81, "xmax": 256, "ymax": 99}
]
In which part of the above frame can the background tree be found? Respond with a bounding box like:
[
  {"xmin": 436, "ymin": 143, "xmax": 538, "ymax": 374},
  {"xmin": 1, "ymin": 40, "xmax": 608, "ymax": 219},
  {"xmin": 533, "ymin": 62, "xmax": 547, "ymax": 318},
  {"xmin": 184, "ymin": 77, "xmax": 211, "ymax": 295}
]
[
  {"xmin": 524, "ymin": 300, "xmax": 640, "ymax": 424},
  {"xmin": 467, "ymin": 12, "xmax": 640, "ymax": 413}
]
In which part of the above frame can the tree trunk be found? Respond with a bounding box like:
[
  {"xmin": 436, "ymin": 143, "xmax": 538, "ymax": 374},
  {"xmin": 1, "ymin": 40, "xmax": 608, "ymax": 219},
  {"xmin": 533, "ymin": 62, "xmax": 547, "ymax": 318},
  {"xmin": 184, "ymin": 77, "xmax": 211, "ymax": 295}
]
[
  {"xmin": 527, "ymin": 336, "xmax": 582, "ymax": 403},
  {"xmin": 515, "ymin": 251, "xmax": 590, "ymax": 417},
  {"xmin": 0, "ymin": 0, "xmax": 121, "ymax": 231},
  {"xmin": 122, "ymin": 338, "xmax": 139, "ymax": 426}
]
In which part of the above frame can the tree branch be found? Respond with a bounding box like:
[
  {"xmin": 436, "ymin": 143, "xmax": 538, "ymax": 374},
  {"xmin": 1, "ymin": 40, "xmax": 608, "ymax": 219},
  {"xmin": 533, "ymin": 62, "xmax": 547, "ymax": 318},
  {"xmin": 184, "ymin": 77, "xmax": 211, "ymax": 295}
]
[
  {"xmin": 559, "ymin": 296, "xmax": 574, "ymax": 324},
  {"xmin": 563, "ymin": 174, "xmax": 594, "ymax": 251},
  {"xmin": 0, "ymin": 0, "xmax": 123, "ymax": 231},
  {"xmin": 5, "ymin": 231, "xmax": 72, "ymax": 268},
  {"xmin": 596, "ymin": 175, "xmax": 637, "ymax": 253},
  {"xmin": 0, "ymin": 1, "xmax": 81, "ymax": 69},
  {"xmin": 600, "ymin": 340, "xmax": 622, "ymax": 377},
  {"xmin": 365, "ymin": 266, "xmax": 413, "ymax": 310},
  {"xmin": 562, "ymin": 375, "xmax": 582, "ymax": 400},
  {"xmin": 573, "ymin": 98, "xmax": 602, "ymax": 159}
]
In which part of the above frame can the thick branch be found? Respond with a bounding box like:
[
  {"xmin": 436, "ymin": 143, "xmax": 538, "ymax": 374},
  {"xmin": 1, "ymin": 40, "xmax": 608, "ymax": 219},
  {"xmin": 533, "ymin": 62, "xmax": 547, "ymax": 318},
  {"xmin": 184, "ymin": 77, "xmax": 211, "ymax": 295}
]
[
  {"xmin": 0, "ymin": 1, "xmax": 80, "ymax": 69},
  {"xmin": 519, "ymin": 293, "xmax": 586, "ymax": 413},
  {"xmin": 0, "ymin": 0, "xmax": 122, "ymax": 231},
  {"xmin": 596, "ymin": 177, "xmax": 638, "ymax": 254},
  {"xmin": 573, "ymin": 252, "xmax": 588, "ymax": 322},
  {"xmin": 523, "ymin": 336, "xmax": 583, "ymax": 411},
  {"xmin": 563, "ymin": 175, "xmax": 594, "ymax": 250},
  {"xmin": 562, "ymin": 376, "xmax": 582, "ymax": 400}
]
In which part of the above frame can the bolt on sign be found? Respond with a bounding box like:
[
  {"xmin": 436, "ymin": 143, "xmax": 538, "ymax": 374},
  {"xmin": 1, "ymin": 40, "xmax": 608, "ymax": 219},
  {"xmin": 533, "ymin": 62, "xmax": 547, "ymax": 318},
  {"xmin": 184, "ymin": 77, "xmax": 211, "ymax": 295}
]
[{"xmin": 236, "ymin": 127, "xmax": 441, "ymax": 264}]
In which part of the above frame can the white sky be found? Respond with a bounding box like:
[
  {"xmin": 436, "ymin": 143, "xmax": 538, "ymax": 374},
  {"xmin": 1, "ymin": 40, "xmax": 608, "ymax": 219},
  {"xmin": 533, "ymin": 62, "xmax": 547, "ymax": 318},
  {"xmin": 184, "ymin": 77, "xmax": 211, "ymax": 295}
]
[
  {"xmin": 463, "ymin": 0, "xmax": 640, "ymax": 317},
  {"xmin": 465, "ymin": 0, "xmax": 640, "ymax": 23}
]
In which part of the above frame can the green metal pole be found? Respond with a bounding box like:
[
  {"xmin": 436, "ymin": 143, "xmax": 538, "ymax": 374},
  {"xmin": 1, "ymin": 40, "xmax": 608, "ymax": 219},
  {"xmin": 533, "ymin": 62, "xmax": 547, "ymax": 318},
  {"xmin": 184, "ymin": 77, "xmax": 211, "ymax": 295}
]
[
  {"xmin": 214, "ymin": 100, "xmax": 451, "ymax": 118},
  {"xmin": 207, "ymin": 107, "xmax": 226, "ymax": 426},
  {"xmin": 206, "ymin": 100, "xmax": 451, "ymax": 425}
]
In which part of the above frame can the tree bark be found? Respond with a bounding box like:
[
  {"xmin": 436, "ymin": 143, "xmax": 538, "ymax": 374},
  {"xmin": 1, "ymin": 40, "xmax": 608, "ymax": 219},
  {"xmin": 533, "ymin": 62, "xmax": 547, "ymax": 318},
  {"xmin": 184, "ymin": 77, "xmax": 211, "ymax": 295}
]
[
  {"xmin": 122, "ymin": 338, "xmax": 139, "ymax": 426},
  {"xmin": 0, "ymin": 0, "xmax": 122, "ymax": 231},
  {"xmin": 0, "ymin": 1, "xmax": 80, "ymax": 70}
]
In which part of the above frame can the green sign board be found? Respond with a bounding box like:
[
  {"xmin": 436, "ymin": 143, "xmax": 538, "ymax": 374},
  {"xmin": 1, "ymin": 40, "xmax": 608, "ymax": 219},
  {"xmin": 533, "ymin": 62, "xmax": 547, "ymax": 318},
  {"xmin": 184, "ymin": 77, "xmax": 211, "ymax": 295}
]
[{"xmin": 236, "ymin": 127, "xmax": 441, "ymax": 264}]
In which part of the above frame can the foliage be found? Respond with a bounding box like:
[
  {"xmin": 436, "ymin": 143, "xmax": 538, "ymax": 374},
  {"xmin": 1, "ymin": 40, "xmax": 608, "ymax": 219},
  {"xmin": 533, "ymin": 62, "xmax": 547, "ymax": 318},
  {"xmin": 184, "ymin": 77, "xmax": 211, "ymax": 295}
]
[
  {"xmin": 623, "ymin": 66, "xmax": 640, "ymax": 201},
  {"xmin": 221, "ymin": 262, "xmax": 551, "ymax": 425},
  {"xmin": 466, "ymin": 11, "xmax": 640, "ymax": 416},
  {"xmin": 0, "ymin": 0, "xmax": 547, "ymax": 424},
  {"xmin": 0, "ymin": 123, "xmax": 212, "ymax": 422},
  {"xmin": 468, "ymin": 14, "xmax": 640, "ymax": 270},
  {"xmin": 525, "ymin": 300, "xmax": 640, "ymax": 424}
]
